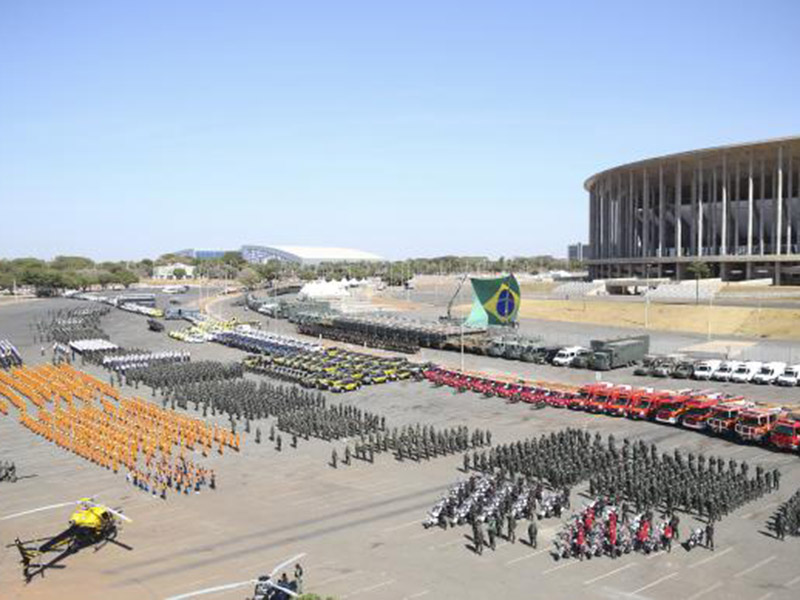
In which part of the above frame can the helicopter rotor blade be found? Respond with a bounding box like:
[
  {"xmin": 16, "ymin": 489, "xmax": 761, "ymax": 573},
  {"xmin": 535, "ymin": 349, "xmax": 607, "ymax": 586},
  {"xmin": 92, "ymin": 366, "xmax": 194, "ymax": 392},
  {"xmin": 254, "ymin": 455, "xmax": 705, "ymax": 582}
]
[
  {"xmin": 99, "ymin": 505, "xmax": 133, "ymax": 523},
  {"xmin": 164, "ymin": 579, "xmax": 258, "ymax": 600},
  {"xmin": 269, "ymin": 552, "xmax": 307, "ymax": 577},
  {"xmin": 0, "ymin": 502, "xmax": 76, "ymax": 521},
  {"xmin": 268, "ymin": 582, "xmax": 299, "ymax": 598}
]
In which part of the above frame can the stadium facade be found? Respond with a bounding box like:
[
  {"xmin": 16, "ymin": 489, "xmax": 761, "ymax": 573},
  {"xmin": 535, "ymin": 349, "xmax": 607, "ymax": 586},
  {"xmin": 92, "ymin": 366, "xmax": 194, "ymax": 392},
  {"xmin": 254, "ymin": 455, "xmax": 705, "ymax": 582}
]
[{"xmin": 585, "ymin": 136, "xmax": 800, "ymax": 282}]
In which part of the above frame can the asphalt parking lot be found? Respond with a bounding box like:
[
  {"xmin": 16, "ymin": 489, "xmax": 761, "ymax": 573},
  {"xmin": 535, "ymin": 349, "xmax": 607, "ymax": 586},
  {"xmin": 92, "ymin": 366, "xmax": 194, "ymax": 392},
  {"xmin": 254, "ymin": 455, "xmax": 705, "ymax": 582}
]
[{"xmin": 1, "ymin": 295, "xmax": 800, "ymax": 600}]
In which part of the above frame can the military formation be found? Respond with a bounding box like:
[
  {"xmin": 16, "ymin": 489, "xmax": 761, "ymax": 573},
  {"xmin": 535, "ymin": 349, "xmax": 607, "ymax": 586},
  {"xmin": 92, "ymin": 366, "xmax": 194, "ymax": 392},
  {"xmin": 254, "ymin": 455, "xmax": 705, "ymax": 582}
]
[
  {"xmin": 771, "ymin": 487, "xmax": 800, "ymax": 541},
  {"xmin": 0, "ymin": 339, "xmax": 23, "ymax": 369},
  {"xmin": 427, "ymin": 428, "xmax": 780, "ymax": 557},
  {"xmin": 586, "ymin": 435, "xmax": 780, "ymax": 519},
  {"xmin": 164, "ymin": 379, "xmax": 324, "ymax": 422},
  {"xmin": 124, "ymin": 360, "xmax": 244, "ymax": 391},
  {"xmin": 0, "ymin": 460, "xmax": 18, "ymax": 483},
  {"xmin": 31, "ymin": 305, "xmax": 110, "ymax": 344},
  {"xmin": 324, "ymin": 418, "xmax": 491, "ymax": 466}
]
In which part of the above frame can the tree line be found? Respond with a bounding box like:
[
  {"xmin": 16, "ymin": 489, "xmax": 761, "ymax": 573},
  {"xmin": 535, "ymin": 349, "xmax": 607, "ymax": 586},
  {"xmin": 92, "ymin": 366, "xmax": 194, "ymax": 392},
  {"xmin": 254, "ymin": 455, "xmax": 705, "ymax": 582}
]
[
  {"xmin": 1, "ymin": 252, "xmax": 579, "ymax": 295},
  {"xmin": 0, "ymin": 257, "xmax": 142, "ymax": 296}
]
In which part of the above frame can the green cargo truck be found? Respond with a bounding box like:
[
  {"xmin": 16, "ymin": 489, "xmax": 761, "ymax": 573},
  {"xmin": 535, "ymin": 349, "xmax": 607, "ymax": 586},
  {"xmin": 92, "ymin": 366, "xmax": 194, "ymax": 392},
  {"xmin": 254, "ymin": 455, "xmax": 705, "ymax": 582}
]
[{"xmin": 589, "ymin": 335, "xmax": 650, "ymax": 371}]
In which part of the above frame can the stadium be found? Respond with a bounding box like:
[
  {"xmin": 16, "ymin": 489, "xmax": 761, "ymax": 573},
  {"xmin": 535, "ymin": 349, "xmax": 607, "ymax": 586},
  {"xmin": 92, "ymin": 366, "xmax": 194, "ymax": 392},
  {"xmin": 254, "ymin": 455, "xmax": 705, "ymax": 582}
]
[{"xmin": 585, "ymin": 136, "xmax": 800, "ymax": 282}]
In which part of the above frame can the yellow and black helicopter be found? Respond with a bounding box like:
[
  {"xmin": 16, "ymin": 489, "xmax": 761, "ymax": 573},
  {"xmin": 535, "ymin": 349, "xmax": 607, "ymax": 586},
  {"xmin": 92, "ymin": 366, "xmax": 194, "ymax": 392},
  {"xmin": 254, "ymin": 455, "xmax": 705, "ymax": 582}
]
[{"xmin": 1, "ymin": 497, "xmax": 132, "ymax": 582}]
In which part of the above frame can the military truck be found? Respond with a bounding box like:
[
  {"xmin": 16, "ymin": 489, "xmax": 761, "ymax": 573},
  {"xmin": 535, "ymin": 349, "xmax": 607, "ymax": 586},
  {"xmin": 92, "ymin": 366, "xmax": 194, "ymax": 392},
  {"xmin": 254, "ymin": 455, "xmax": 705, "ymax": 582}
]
[{"xmin": 588, "ymin": 335, "xmax": 650, "ymax": 371}]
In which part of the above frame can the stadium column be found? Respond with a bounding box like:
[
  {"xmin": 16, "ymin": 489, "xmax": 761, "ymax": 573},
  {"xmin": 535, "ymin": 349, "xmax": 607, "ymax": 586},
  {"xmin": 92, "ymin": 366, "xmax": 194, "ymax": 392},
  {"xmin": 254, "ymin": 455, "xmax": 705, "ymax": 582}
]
[
  {"xmin": 658, "ymin": 164, "xmax": 665, "ymax": 260},
  {"xmin": 711, "ymin": 166, "xmax": 717, "ymax": 257},
  {"xmin": 787, "ymin": 151, "xmax": 793, "ymax": 253},
  {"xmin": 721, "ymin": 155, "xmax": 728, "ymax": 256},
  {"xmin": 698, "ymin": 160, "xmax": 704, "ymax": 257},
  {"xmin": 643, "ymin": 168, "xmax": 650, "ymax": 259},
  {"xmin": 735, "ymin": 159, "xmax": 741, "ymax": 255},
  {"xmin": 601, "ymin": 180, "xmax": 608, "ymax": 260},
  {"xmin": 675, "ymin": 162, "xmax": 683, "ymax": 259},
  {"xmin": 747, "ymin": 155, "xmax": 754, "ymax": 278},
  {"xmin": 777, "ymin": 145, "xmax": 784, "ymax": 256},
  {"xmin": 691, "ymin": 163, "xmax": 697, "ymax": 258},
  {"xmin": 760, "ymin": 157, "xmax": 766, "ymax": 255},
  {"xmin": 589, "ymin": 187, "xmax": 595, "ymax": 266},
  {"xmin": 618, "ymin": 172, "xmax": 626, "ymax": 260},
  {"xmin": 748, "ymin": 155, "xmax": 754, "ymax": 256},
  {"xmin": 629, "ymin": 171, "xmax": 635, "ymax": 259}
]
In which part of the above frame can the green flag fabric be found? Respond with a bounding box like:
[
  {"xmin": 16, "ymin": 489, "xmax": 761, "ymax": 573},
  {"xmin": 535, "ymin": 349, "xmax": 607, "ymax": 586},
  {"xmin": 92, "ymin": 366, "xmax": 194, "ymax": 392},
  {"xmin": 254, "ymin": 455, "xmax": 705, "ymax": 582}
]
[{"xmin": 464, "ymin": 274, "xmax": 521, "ymax": 326}]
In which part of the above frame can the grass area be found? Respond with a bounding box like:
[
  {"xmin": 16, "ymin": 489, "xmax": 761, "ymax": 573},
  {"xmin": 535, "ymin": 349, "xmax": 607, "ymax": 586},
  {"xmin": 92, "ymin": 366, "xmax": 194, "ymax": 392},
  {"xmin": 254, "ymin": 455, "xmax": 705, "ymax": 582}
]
[{"xmin": 455, "ymin": 298, "xmax": 800, "ymax": 340}]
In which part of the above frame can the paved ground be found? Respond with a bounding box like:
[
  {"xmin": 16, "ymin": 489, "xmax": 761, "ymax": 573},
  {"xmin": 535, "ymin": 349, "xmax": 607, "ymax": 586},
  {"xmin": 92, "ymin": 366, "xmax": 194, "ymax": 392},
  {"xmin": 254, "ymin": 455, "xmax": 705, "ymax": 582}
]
[{"xmin": 1, "ymin": 295, "xmax": 800, "ymax": 600}]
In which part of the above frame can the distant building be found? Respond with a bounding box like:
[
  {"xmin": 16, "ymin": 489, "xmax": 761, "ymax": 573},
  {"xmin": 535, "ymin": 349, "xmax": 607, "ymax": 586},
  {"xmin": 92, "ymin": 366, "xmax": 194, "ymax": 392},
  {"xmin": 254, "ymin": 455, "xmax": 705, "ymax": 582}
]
[
  {"xmin": 240, "ymin": 245, "xmax": 383, "ymax": 265},
  {"xmin": 585, "ymin": 135, "xmax": 800, "ymax": 282},
  {"xmin": 153, "ymin": 263, "xmax": 196, "ymax": 280},
  {"xmin": 568, "ymin": 243, "xmax": 591, "ymax": 262},
  {"xmin": 173, "ymin": 249, "xmax": 229, "ymax": 260}
]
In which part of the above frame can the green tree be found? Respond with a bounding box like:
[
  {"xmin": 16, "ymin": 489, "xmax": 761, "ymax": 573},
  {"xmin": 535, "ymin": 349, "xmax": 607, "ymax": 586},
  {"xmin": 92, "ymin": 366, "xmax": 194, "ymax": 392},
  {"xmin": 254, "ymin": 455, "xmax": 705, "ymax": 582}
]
[
  {"xmin": 687, "ymin": 261, "xmax": 712, "ymax": 304},
  {"xmin": 173, "ymin": 268, "xmax": 187, "ymax": 280},
  {"xmin": 52, "ymin": 256, "xmax": 95, "ymax": 271},
  {"xmin": 238, "ymin": 267, "xmax": 261, "ymax": 289}
]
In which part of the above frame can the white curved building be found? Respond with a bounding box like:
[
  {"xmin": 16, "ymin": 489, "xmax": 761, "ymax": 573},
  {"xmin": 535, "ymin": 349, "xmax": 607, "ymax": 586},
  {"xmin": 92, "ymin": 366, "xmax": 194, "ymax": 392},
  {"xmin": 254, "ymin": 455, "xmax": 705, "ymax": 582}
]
[
  {"xmin": 585, "ymin": 136, "xmax": 800, "ymax": 282},
  {"xmin": 240, "ymin": 245, "xmax": 382, "ymax": 265}
]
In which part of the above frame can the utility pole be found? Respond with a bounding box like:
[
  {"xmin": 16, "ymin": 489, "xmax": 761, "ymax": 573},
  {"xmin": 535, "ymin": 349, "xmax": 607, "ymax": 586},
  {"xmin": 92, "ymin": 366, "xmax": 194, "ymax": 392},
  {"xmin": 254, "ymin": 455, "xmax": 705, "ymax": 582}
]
[{"xmin": 460, "ymin": 322, "xmax": 465, "ymax": 372}]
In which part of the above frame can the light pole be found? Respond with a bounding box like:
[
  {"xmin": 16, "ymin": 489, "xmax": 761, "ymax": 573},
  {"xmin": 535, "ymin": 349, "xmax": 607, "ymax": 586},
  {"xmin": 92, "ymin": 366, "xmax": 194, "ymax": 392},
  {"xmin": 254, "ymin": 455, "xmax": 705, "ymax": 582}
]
[
  {"xmin": 644, "ymin": 264, "xmax": 651, "ymax": 329},
  {"xmin": 707, "ymin": 293, "xmax": 713, "ymax": 341},
  {"xmin": 460, "ymin": 322, "xmax": 465, "ymax": 372}
]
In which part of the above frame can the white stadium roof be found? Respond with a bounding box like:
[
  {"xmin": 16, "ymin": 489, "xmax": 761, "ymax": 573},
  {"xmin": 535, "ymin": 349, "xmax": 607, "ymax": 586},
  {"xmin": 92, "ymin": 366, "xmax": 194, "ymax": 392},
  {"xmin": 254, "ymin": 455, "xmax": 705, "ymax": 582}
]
[
  {"xmin": 240, "ymin": 244, "xmax": 383, "ymax": 264},
  {"xmin": 271, "ymin": 246, "xmax": 382, "ymax": 261}
]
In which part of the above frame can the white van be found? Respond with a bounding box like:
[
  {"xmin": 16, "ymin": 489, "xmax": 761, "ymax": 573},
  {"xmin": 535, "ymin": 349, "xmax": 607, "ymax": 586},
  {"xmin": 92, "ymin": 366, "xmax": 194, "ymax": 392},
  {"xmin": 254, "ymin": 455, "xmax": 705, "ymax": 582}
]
[
  {"xmin": 552, "ymin": 346, "xmax": 586, "ymax": 367},
  {"xmin": 752, "ymin": 361, "xmax": 787, "ymax": 384},
  {"xmin": 693, "ymin": 359, "xmax": 722, "ymax": 381},
  {"xmin": 776, "ymin": 364, "xmax": 800, "ymax": 386},
  {"xmin": 711, "ymin": 361, "xmax": 742, "ymax": 382},
  {"xmin": 730, "ymin": 361, "xmax": 762, "ymax": 383}
]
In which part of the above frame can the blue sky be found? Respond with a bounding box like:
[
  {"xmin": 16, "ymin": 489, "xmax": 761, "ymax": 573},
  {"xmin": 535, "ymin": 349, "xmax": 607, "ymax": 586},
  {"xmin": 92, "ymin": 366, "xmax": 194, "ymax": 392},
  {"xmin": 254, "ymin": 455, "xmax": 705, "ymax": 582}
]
[{"xmin": 1, "ymin": 1, "xmax": 799, "ymax": 261}]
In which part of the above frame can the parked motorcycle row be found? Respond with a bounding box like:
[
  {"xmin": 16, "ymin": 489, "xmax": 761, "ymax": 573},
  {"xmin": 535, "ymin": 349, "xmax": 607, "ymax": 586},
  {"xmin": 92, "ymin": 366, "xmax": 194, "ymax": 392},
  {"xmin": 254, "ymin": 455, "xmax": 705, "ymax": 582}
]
[
  {"xmin": 423, "ymin": 472, "xmax": 569, "ymax": 530},
  {"xmin": 552, "ymin": 500, "xmax": 683, "ymax": 561},
  {"xmin": 0, "ymin": 339, "xmax": 23, "ymax": 370}
]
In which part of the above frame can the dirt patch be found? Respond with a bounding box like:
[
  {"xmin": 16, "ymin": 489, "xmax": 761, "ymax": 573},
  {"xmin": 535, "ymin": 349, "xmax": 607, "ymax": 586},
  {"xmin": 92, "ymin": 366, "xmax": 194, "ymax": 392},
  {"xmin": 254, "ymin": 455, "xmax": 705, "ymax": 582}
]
[{"xmin": 454, "ymin": 298, "xmax": 800, "ymax": 340}]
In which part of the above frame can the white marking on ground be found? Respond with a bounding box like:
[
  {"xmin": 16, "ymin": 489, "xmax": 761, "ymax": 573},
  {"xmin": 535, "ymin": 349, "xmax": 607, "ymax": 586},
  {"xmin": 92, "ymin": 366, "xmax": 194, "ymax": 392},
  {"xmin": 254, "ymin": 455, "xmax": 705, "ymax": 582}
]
[
  {"xmin": 628, "ymin": 572, "xmax": 678, "ymax": 595},
  {"xmin": 735, "ymin": 555, "xmax": 776, "ymax": 578},
  {"xmin": 688, "ymin": 546, "xmax": 733, "ymax": 568},
  {"xmin": 402, "ymin": 590, "xmax": 430, "ymax": 600},
  {"xmin": 315, "ymin": 570, "xmax": 363, "ymax": 587},
  {"xmin": 740, "ymin": 501, "xmax": 780, "ymax": 519},
  {"xmin": 428, "ymin": 538, "xmax": 464, "ymax": 550},
  {"xmin": 582, "ymin": 562, "xmax": 636, "ymax": 585},
  {"xmin": 786, "ymin": 573, "xmax": 800, "ymax": 587},
  {"xmin": 542, "ymin": 560, "xmax": 578, "ymax": 575},
  {"xmin": 341, "ymin": 578, "xmax": 395, "ymax": 598},
  {"xmin": 382, "ymin": 519, "xmax": 421, "ymax": 533},
  {"xmin": 164, "ymin": 579, "xmax": 256, "ymax": 600},
  {"xmin": 686, "ymin": 581, "xmax": 723, "ymax": 600},
  {"xmin": 505, "ymin": 548, "xmax": 549, "ymax": 565}
]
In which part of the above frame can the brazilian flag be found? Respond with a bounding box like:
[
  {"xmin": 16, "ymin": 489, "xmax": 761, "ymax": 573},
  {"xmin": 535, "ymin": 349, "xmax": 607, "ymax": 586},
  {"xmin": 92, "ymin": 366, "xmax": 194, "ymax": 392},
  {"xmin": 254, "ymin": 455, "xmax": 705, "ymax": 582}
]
[{"xmin": 464, "ymin": 274, "xmax": 521, "ymax": 327}]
